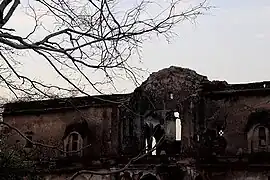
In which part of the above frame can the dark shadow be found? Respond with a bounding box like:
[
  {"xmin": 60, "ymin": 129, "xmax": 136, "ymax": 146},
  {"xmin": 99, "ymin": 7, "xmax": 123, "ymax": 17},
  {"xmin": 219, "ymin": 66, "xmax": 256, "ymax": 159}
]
[
  {"xmin": 62, "ymin": 118, "xmax": 89, "ymax": 140},
  {"xmin": 195, "ymin": 175, "xmax": 203, "ymax": 180},
  {"xmin": 140, "ymin": 174, "xmax": 158, "ymax": 180},
  {"xmin": 153, "ymin": 124, "xmax": 165, "ymax": 155},
  {"xmin": 144, "ymin": 123, "xmax": 151, "ymax": 151}
]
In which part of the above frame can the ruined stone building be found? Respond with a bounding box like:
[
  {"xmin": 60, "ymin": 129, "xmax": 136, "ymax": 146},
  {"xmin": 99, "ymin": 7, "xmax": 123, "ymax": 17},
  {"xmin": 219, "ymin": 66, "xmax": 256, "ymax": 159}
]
[{"xmin": 2, "ymin": 66, "xmax": 270, "ymax": 180}]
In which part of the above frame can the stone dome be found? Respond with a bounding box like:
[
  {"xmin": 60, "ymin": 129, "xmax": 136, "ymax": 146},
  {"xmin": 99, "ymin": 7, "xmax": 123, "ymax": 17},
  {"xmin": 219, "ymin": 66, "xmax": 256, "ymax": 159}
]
[{"xmin": 135, "ymin": 66, "xmax": 210, "ymax": 110}]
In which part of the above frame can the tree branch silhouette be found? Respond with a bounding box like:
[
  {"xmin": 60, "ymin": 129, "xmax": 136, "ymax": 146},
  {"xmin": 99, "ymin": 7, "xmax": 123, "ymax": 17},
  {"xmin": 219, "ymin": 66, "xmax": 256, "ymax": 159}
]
[{"xmin": 0, "ymin": 0, "xmax": 211, "ymax": 99}]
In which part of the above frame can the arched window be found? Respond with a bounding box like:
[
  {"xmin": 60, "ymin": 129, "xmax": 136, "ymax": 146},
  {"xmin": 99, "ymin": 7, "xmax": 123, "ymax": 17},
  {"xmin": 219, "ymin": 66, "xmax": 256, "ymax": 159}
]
[
  {"xmin": 248, "ymin": 125, "xmax": 270, "ymax": 153},
  {"xmin": 246, "ymin": 110, "xmax": 270, "ymax": 153},
  {"xmin": 64, "ymin": 131, "xmax": 83, "ymax": 157},
  {"xmin": 140, "ymin": 174, "xmax": 158, "ymax": 180}
]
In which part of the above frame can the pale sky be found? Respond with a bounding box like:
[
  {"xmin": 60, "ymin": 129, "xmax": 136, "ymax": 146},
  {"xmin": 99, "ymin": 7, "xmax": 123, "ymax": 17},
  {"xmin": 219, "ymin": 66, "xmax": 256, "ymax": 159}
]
[
  {"xmin": 1, "ymin": 0, "xmax": 270, "ymax": 98},
  {"xmin": 142, "ymin": 0, "xmax": 270, "ymax": 83}
]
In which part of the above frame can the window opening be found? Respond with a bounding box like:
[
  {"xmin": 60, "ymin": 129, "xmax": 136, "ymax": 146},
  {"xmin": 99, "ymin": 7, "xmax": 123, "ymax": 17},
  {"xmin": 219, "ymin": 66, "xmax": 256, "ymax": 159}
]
[
  {"xmin": 176, "ymin": 118, "xmax": 182, "ymax": 141},
  {"xmin": 174, "ymin": 111, "xmax": 182, "ymax": 141},
  {"xmin": 174, "ymin": 112, "xmax": 179, "ymax": 118},
  {"xmin": 145, "ymin": 139, "xmax": 148, "ymax": 153},
  {"xmin": 152, "ymin": 137, "xmax": 156, "ymax": 155},
  {"xmin": 65, "ymin": 132, "xmax": 83, "ymax": 156},
  {"xmin": 169, "ymin": 93, "xmax": 174, "ymax": 100}
]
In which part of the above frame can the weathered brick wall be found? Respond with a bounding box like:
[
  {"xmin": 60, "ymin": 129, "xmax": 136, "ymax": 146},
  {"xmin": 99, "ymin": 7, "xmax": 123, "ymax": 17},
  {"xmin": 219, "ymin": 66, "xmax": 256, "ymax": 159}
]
[
  {"xmin": 205, "ymin": 95, "xmax": 270, "ymax": 154},
  {"xmin": 3, "ymin": 106, "xmax": 120, "ymax": 159},
  {"xmin": 212, "ymin": 171, "xmax": 270, "ymax": 180}
]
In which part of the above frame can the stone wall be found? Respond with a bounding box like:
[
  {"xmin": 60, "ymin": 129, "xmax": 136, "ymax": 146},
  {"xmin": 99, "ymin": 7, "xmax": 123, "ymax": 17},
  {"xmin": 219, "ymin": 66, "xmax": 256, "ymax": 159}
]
[
  {"xmin": 3, "ymin": 106, "xmax": 120, "ymax": 159},
  {"xmin": 138, "ymin": 66, "xmax": 209, "ymax": 111},
  {"xmin": 121, "ymin": 66, "xmax": 210, "ymax": 156},
  {"xmin": 204, "ymin": 95, "xmax": 270, "ymax": 154},
  {"xmin": 211, "ymin": 171, "xmax": 270, "ymax": 180}
]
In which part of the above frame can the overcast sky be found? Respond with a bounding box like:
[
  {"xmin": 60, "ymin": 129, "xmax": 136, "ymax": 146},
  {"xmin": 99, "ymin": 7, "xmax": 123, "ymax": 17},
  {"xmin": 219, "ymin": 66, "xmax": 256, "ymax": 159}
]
[
  {"xmin": 142, "ymin": 0, "xmax": 270, "ymax": 84},
  {"xmin": 1, "ymin": 0, "xmax": 270, "ymax": 97}
]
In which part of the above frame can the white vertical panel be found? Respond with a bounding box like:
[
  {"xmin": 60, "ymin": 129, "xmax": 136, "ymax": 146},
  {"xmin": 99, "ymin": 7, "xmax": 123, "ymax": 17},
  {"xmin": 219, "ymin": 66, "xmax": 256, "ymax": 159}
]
[
  {"xmin": 145, "ymin": 139, "xmax": 148, "ymax": 153},
  {"xmin": 152, "ymin": 137, "xmax": 156, "ymax": 155},
  {"xmin": 176, "ymin": 118, "xmax": 182, "ymax": 141}
]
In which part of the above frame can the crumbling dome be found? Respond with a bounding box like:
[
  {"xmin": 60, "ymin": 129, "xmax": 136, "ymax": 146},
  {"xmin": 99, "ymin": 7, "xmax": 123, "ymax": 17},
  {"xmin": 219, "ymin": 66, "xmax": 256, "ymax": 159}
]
[{"xmin": 131, "ymin": 66, "xmax": 210, "ymax": 112}]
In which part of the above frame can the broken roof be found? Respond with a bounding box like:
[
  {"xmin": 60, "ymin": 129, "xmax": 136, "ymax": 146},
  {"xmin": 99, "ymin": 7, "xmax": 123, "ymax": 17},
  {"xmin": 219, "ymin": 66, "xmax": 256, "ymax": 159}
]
[
  {"xmin": 3, "ymin": 93, "xmax": 131, "ymax": 116},
  {"xmin": 203, "ymin": 81, "xmax": 270, "ymax": 99},
  {"xmin": 3, "ymin": 66, "xmax": 270, "ymax": 116}
]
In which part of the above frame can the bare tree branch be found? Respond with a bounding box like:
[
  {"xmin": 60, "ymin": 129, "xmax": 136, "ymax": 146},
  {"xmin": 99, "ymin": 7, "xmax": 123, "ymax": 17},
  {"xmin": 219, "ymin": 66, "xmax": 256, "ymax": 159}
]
[
  {"xmin": 0, "ymin": 0, "xmax": 211, "ymax": 99},
  {"xmin": 69, "ymin": 135, "xmax": 165, "ymax": 179},
  {"xmin": 0, "ymin": 0, "xmax": 20, "ymax": 28},
  {"xmin": 0, "ymin": 1, "xmax": 213, "ymax": 178}
]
